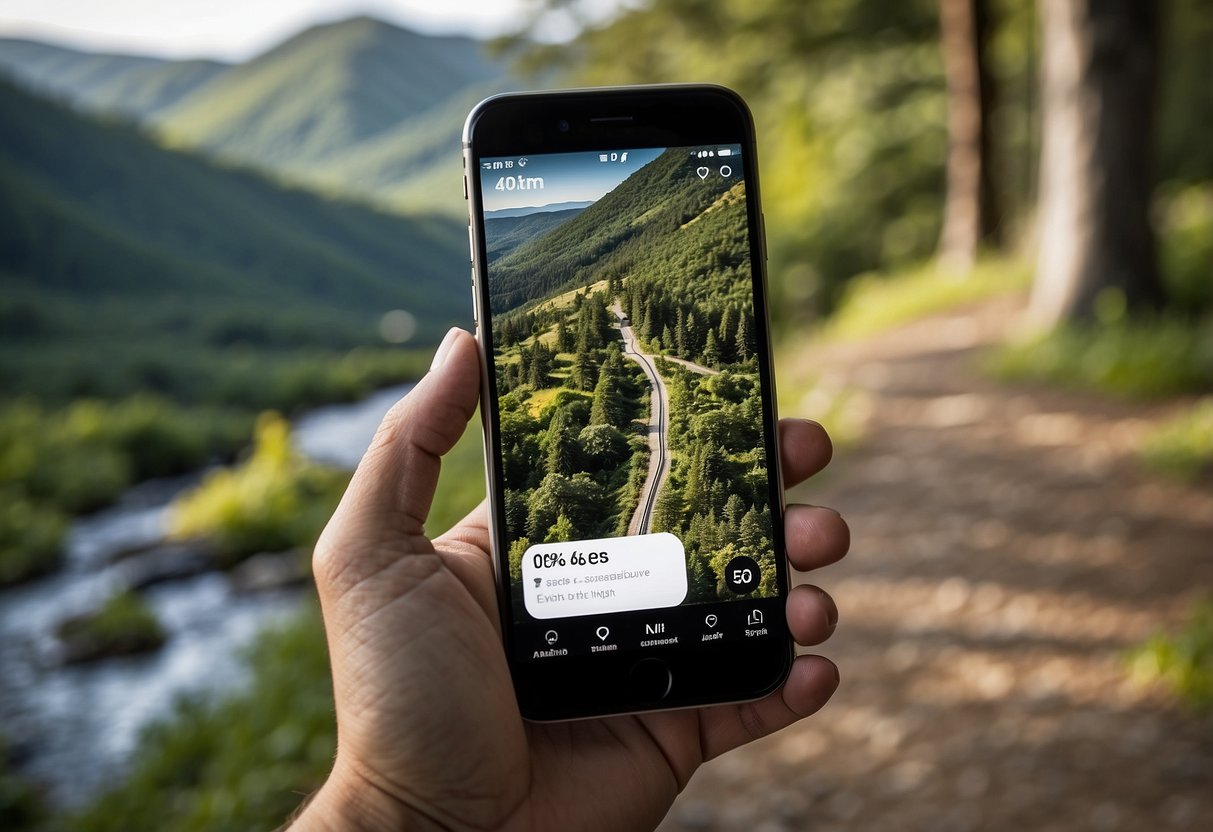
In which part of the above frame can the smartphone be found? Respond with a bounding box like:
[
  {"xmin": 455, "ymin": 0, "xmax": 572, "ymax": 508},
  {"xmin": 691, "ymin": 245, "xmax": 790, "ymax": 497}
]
[{"xmin": 463, "ymin": 85, "xmax": 790, "ymax": 720}]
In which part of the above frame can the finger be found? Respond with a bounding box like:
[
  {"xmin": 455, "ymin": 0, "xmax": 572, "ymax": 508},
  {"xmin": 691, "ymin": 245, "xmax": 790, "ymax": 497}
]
[
  {"xmin": 314, "ymin": 329, "xmax": 479, "ymax": 584},
  {"xmin": 786, "ymin": 584, "xmax": 838, "ymax": 646},
  {"xmin": 697, "ymin": 655, "xmax": 839, "ymax": 761},
  {"xmin": 784, "ymin": 504, "xmax": 850, "ymax": 572},
  {"xmin": 778, "ymin": 419, "xmax": 833, "ymax": 490}
]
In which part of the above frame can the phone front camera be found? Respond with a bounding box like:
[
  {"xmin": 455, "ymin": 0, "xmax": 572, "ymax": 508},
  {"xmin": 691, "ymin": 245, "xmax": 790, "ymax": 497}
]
[{"xmin": 557, "ymin": 119, "xmax": 571, "ymax": 133}]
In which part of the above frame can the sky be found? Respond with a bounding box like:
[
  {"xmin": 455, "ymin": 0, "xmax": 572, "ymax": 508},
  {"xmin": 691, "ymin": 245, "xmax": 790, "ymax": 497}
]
[
  {"xmin": 479, "ymin": 145, "xmax": 742, "ymax": 213},
  {"xmin": 480, "ymin": 147, "xmax": 667, "ymax": 213},
  {"xmin": 0, "ymin": 0, "xmax": 624, "ymax": 61}
]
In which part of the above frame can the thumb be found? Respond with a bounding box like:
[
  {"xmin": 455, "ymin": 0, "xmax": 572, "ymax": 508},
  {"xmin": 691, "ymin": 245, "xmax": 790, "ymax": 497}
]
[{"xmin": 316, "ymin": 327, "xmax": 480, "ymax": 574}]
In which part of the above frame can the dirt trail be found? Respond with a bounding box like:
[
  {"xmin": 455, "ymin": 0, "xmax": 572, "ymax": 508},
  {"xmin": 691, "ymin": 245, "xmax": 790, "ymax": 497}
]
[
  {"xmin": 659, "ymin": 296, "xmax": 1213, "ymax": 832},
  {"xmin": 615, "ymin": 302, "xmax": 672, "ymax": 535}
]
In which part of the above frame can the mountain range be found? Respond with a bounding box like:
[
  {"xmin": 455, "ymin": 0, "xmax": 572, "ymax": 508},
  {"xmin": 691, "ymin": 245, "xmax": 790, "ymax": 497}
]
[
  {"xmin": 0, "ymin": 16, "xmax": 518, "ymax": 215},
  {"xmin": 488, "ymin": 148, "xmax": 737, "ymax": 313},
  {"xmin": 0, "ymin": 75, "xmax": 467, "ymax": 402}
]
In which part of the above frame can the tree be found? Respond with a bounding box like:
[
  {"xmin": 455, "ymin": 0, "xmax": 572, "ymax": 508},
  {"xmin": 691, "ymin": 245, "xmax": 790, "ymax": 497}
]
[
  {"xmin": 545, "ymin": 409, "xmax": 579, "ymax": 475},
  {"xmin": 545, "ymin": 513, "xmax": 576, "ymax": 544},
  {"xmin": 652, "ymin": 484, "xmax": 685, "ymax": 535},
  {"xmin": 734, "ymin": 316, "xmax": 753, "ymax": 363},
  {"xmin": 937, "ymin": 0, "xmax": 1000, "ymax": 271},
  {"xmin": 589, "ymin": 366, "xmax": 625, "ymax": 427},
  {"xmin": 1030, "ymin": 0, "xmax": 1164, "ymax": 325},
  {"xmin": 702, "ymin": 328, "xmax": 720, "ymax": 366},
  {"xmin": 578, "ymin": 423, "xmax": 628, "ymax": 469}
]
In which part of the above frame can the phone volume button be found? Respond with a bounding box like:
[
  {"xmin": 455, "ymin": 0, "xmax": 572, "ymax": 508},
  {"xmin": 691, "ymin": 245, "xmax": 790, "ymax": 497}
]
[
  {"xmin": 468, "ymin": 225, "xmax": 475, "ymax": 263},
  {"xmin": 470, "ymin": 269, "xmax": 480, "ymax": 324}
]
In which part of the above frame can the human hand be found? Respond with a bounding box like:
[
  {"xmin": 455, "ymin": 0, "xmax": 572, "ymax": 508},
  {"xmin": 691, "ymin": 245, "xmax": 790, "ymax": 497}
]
[{"xmin": 291, "ymin": 327, "xmax": 849, "ymax": 832}]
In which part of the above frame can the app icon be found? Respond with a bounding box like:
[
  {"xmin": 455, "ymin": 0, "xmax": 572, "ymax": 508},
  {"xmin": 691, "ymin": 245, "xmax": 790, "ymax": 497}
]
[
  {"xmin": 596, "ymin": 626, "xmax": 611, "ymax": 641},
  {"xmin": 704, "ymin": 614, "xmax": 718, "ymax": 628},
  {"xmin": 747, "ymin": 609, "xmax": 764, "ymax": 626},
  {"xmin": 696, "ymin": 166, "xmax": 709, "ymax": 180},
  {"xmin": 719, "ymin": 165, "xmax": 732, "ymax": 177},
  {"xmin": 544, "ymin": 630, "xmax": 559, "ymax": 645}
]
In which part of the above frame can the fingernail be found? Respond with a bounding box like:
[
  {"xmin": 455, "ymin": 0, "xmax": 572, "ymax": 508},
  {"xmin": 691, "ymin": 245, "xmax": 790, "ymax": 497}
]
[
  {"xmin": 430, "ymin": 328, "xmax": 460, "ymax": 371},
  {"xmin": 820, "ymin": 588, "xmax": 838, "ymax": 628}
]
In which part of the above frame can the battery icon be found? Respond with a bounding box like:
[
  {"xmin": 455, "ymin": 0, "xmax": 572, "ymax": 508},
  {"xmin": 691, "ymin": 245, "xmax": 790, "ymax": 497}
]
[{"xmin": 717, "ymin": 148, "xmax": 732, "ymax": 157}]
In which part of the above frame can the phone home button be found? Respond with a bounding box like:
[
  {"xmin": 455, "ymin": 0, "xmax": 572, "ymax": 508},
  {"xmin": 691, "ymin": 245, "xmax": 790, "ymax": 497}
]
[{"xmin": 628, "ymin": 657, "xmax": 672, "ymax": 704}]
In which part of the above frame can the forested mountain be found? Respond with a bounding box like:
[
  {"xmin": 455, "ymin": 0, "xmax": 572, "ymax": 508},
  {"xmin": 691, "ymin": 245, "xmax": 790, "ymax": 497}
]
[
  {"xmin": 484, "ymin": 207, "xmax": 586, "ymax": 259},
  {"xmin": 487, "ymin": 149, "xmax": 737, "ymax": 313},
  {"xmin": 0, "ymin": 38, "xmax": 227, "ymax": 119},
  {"xmin": 0, "ymin": 18, "xmax": 515, "ymax": 216},
  {"xmin": 0, "ymin": 79, "xmax": 466, "ymax": 400}
]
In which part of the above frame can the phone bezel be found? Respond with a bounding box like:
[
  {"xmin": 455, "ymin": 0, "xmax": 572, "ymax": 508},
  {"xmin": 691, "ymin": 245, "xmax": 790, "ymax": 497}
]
[{"xmin": 463, "ymin": 84, "xmax": 792, "ymax": 721}]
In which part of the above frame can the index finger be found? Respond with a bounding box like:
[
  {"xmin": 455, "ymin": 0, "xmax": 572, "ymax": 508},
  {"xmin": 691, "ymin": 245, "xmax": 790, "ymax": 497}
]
[{"xmin": 778, "ymin": 418, "xmax": 833, "ymax": 490}]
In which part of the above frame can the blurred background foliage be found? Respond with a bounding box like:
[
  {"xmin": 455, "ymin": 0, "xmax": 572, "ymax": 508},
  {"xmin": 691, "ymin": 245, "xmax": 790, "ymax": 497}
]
[{"xmin": 0, "ymin": 0, "xmax": 1210, "ymax": 829}]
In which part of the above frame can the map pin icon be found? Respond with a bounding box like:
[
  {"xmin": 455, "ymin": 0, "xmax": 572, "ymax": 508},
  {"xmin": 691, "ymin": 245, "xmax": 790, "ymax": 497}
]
[
  {"xmin": 696, "ymin": 166, "xmax": 709, "ymax": 180},
  {"xmin": 596, "ymin": 626, "xmax": 610, "ymax": 641}
]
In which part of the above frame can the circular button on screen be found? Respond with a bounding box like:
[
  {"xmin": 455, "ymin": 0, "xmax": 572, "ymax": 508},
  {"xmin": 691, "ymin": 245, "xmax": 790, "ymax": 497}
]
[{"xmin": 723, "ymin": 555, "xmax": 761, "ymax": 594}]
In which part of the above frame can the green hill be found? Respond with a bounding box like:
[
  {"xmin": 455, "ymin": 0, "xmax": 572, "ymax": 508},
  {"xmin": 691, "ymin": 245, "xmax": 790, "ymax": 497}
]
[
  {"xmin": 0, "ymin": 19, "xmax": 515, "ymax": 217},
  {"xmin": 0, "ymin": 37, "xmax": 228, "ymax": 118},
  {"xmin": 488, "ymin": 148, "xmax": 736, "ymax": 313},
  {"xmin": 484, "ymin": 207, "xmax": 586, "ymax": 259},
  {"xmin": 152, "ymin": 17, "xmax": 511, "ymax": 214},
  {"xmin": 0, "ymin": 78, "xmax": 467, "ymax": 404}
]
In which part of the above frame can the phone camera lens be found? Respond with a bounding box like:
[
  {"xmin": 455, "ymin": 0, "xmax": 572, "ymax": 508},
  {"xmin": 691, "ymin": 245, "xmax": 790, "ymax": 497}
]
[{"xmin": 557, "ymin": 119, "xmax": 571, "ymax": 133}]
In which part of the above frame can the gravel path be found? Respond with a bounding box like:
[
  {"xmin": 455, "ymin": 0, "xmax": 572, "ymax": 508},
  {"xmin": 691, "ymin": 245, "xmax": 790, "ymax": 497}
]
[{"xmin": 659, "ymin": 297, "xmax": 1213, "ymax": 832}]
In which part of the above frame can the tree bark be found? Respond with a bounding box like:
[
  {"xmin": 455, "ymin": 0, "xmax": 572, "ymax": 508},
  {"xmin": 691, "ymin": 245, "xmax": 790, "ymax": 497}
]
[
  {"xmin": 1030, "ymin": 0, "xmax": 1164, "ymax": 326},
  {"xmin": 938, "ymin": 0, "xmax": 1000, "ymax": 272}
]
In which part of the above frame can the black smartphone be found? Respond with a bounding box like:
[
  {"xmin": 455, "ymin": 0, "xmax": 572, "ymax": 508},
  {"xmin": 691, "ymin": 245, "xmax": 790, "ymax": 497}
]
[{"xmin": 463, "ymin": 85, "xmax": 790, "ymax": 720}]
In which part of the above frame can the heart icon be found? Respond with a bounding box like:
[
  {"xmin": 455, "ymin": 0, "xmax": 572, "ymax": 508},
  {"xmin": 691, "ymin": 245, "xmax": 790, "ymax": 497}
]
[{"xmin": 696, "ymin": 166, "xmax": 709, "ymax": 180}]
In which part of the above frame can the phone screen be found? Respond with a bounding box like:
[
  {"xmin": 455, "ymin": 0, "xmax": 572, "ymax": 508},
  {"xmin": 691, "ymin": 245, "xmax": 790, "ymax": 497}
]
[{"xmin": 476, "ymin": 142, "xmax": 785, "ymax": 667}]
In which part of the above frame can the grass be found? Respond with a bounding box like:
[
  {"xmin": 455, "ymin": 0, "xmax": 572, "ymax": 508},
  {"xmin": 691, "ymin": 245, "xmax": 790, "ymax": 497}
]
[
  {"xmin": 530, "ymin": 279, "xmax": 610, "ymax": 314},
  {"xmin": 989, "ymin": 317, "xmax": 1213, "ymax": 400},
  {"xmin": 822, "ymin": 257, "xmax": 1031, "ymax": 340},
  {"xmin": 1129, "ymin": 598, "xmax": 1213, "ymax": 714},
  {"xmin": 1141, "ymin": 398, "xmax": 1213, "ymax": 481},
  {"xmin": 775, "ymin": 371, "xmax": 870, "ymax": 454}
]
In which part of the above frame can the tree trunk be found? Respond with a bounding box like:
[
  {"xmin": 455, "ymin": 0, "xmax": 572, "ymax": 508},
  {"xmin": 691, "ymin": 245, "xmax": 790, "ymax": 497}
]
[
  {"xmin": 1030, "ymin": 0, "xmax": 1164, "ymax": 326},
  {"xmin": 938, "ymin": 0, "xmax": 1000, "ymax": 272}
]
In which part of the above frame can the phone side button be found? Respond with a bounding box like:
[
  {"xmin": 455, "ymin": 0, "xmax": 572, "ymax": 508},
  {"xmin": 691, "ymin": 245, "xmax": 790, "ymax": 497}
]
[
  {"xmin": 627, "ymin": 657, "xmax": 672, "ymax": 704},
  {"xmin": 470, "ymin": 269, "xmax": 480, "ymax": 324}
]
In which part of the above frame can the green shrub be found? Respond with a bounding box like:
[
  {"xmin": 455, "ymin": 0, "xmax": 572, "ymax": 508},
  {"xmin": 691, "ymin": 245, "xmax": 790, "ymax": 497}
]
[
  {"xmin": 1158, "ymin": 183, "xmax": 1213, "ymax": 314},
  {"xmin": 57, "ymin": 591, "xmax": 166, "ymax": 662},
  {"xmin": 170, "ymin": 413, "xmax": 350, "ymax": 565},
  {"xmin": 823, "ymin": 257, "xmax": 1031, "ymax": 340},
  {"xmin": 1141, "ymin": 398, "xmax": 1213, "ymax": 480},
  {"xmin": 0, "ymin": 734, "xmax": 45, "ymax": 831},
  {"xmin": 1130, "ymin": 598, "xmax": 1213, "ymax": 713},
  {"xmin": 989, "ymin": 319, "xmax": 1213, "ymax": 399},
  {"xmin": 0, "ymin": 492, "xmax": 67, "ymax": 586},
  {"xmin": 0, "ymin": 398, "xmax": 250, "ymax": 515}
]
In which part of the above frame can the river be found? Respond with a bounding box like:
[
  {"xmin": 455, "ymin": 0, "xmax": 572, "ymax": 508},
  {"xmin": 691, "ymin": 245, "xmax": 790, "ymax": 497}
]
[{"xmin": 0, "ymin": 384, "xmax": 412, "ymax": 807}]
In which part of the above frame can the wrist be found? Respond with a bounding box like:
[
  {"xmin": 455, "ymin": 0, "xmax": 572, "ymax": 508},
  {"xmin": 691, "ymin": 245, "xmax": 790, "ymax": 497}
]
[{"xmin": 289, "ymin": 759, "xmax": 417, "ymax": 832}]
